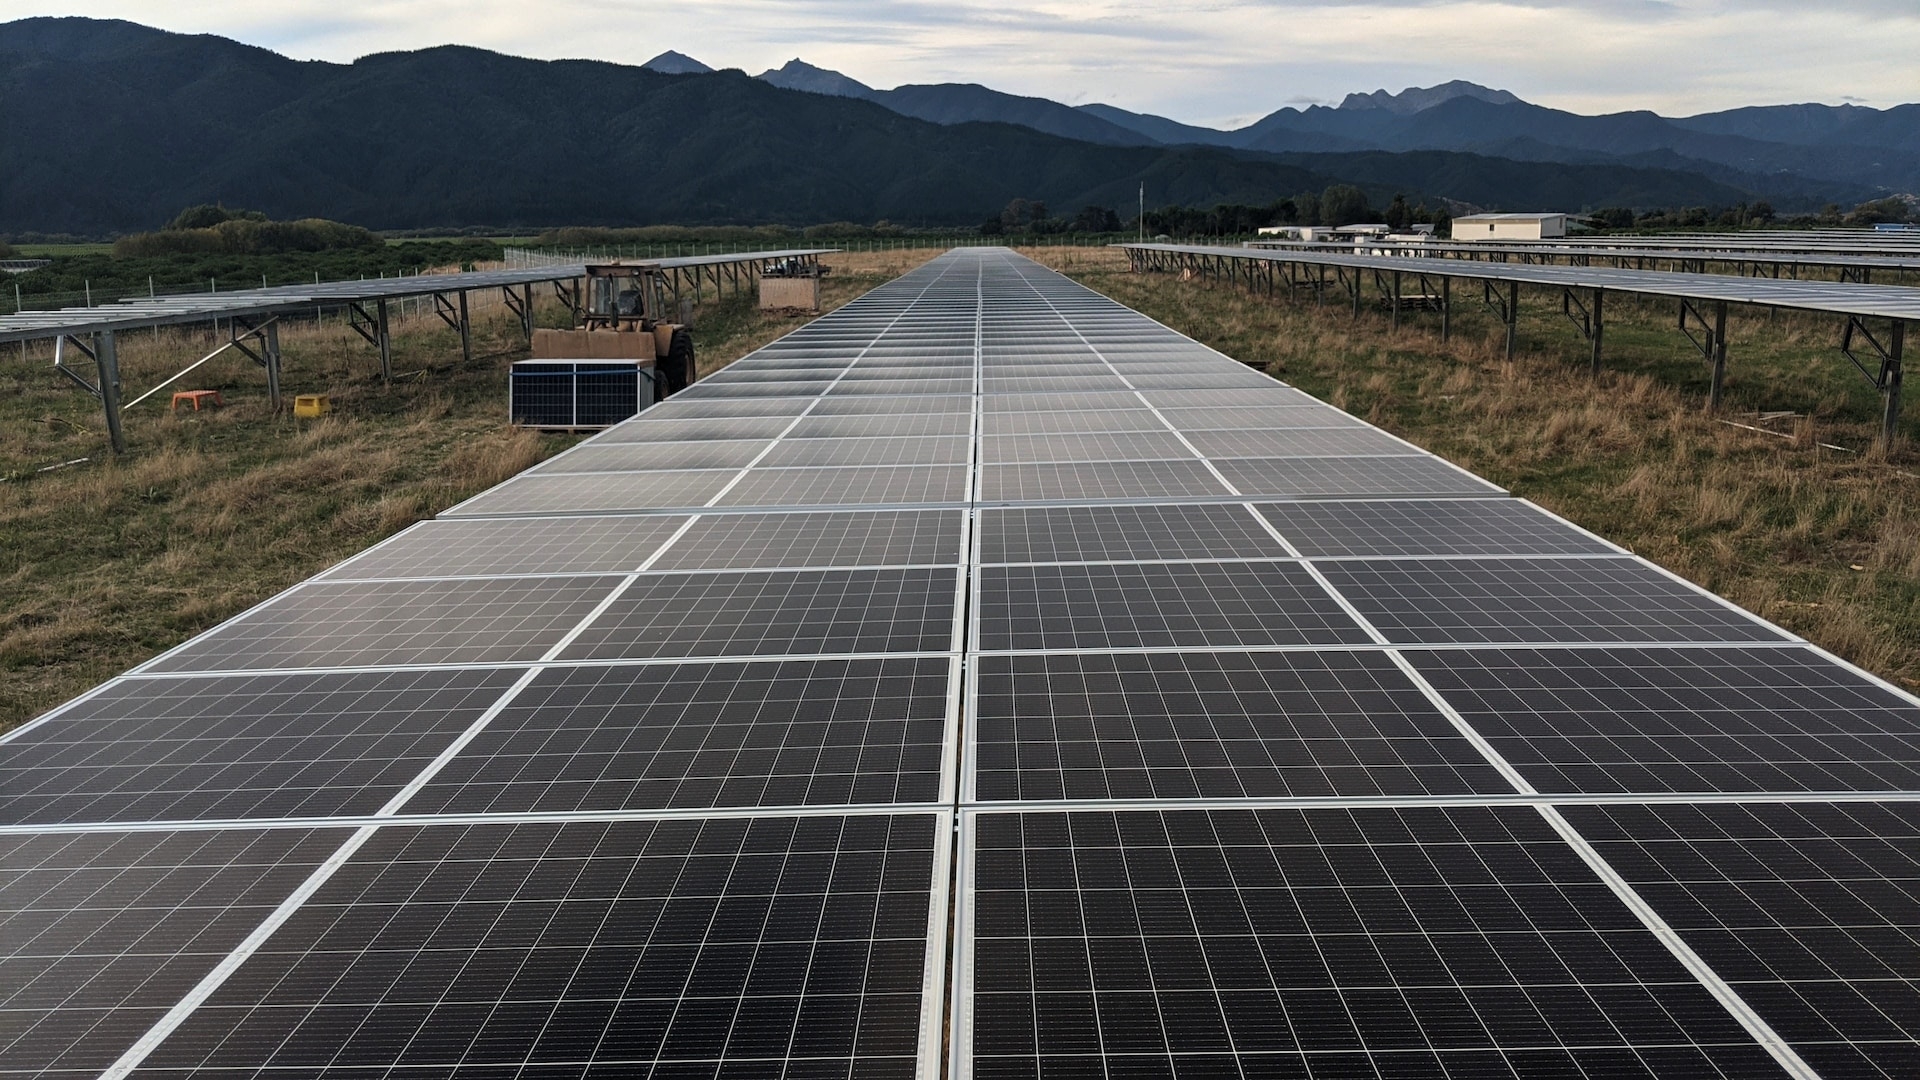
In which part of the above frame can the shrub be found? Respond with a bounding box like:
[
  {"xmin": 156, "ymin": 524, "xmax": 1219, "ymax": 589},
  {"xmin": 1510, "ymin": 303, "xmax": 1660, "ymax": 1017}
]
[{"xmin": 114, "ymin": 217, "xmax": 381, "ymax": 257}]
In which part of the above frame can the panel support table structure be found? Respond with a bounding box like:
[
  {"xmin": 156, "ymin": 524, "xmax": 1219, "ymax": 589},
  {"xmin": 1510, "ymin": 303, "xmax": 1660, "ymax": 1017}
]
[{"xmin": 1126, "ymin": 241, "xmax": 1920, "ymax": 442}]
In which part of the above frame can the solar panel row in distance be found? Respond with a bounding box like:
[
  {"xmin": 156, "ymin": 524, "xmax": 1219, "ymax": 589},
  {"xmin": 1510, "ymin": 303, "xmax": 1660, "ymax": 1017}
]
[
  {"xmin": 1, "ymin": 253, "xmax": 994, "ymax": 1079},
  {"xmin": 949, "ymin": 250, "xmax": 1920, "ymax": 1080}
]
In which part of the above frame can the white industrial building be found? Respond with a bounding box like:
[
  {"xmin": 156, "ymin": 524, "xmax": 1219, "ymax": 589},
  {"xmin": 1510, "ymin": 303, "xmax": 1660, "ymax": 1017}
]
[{"xmin": 1452, "ymin": 212, "xmax": 1568, "ymax": 241}]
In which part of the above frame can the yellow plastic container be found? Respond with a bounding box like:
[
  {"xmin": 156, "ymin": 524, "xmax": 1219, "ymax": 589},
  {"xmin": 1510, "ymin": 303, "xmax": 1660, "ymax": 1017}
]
[{"xmin": 293, "ymin": 393, "xmax": 331, "ymax": 418}]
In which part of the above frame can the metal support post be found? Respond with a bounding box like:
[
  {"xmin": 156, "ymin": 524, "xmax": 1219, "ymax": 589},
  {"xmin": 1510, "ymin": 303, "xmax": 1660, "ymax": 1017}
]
[
  {"xmin": 1441, "ymin": 276, "xmax": 1452, "ymax": 342},
  {"xmin": 1590, "ymin": 288, "xmax": 1605, "ymax": 377},
  {"xmin": 96, "ymin": 331, "xmax": 125, "ymax": 454},
  {"xmin": 1390, "ymin": 270, "xmax": 1402, "ymax": 333},
  {"xmin": 458, "ymin": 290, "xmax": 472, "ymax": 364},
  {"xmin": 376, "ymin": 299, "xmax": 392, "ymax": 382},
  {"xmin": 1505, "ymin": 282, "xmax": 1519, "ymax": 362},
  {"xmin": 1708, "ymin": 302, "xmax": 1728, "ymax": 411},
  {"xmin": 1842, "ymin": 314, "xmax": 1907, "ymax": 443},
  {"xmin": 522, "ymin": 285, "xmax": 535, "ymax": 340},
  {"xmin": 264, "ymin": 321, "xmax": 283, "ymax": 412},
  {"xmin": 1886, "ymin": 322, "xmax": 1905, "ymax": 444}
]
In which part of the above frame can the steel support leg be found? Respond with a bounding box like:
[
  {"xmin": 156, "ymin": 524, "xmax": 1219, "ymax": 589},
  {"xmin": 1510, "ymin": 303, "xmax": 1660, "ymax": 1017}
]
[
  {"xmin": 264, "ymin": 321, "xmax": 283, "ymax": 412},
  {"xmin": 1589, "ymin": 288, "xmax": 1604, "ymax": 377},
  {"xmin": 1391, "ymin": 270, "xmax": 1401, "ymax": 333},
  {"xmin": 1708, "ymin": 302, "xmax": 1729, "ymax": 411},
  {"xmin": 1504, "ymin": 282, "xmax": 1519, "ymax": 363},
  {"xmin": 1886, "ymin": 322, "xmax": 1906, "ymax": 444},
  {"xmin": 1441, "ymin": 276, "xmax": 1452, "ymax": 342},
  {"xmin": 459, "ymin": 290, "xmax": 472, "ymax": 364},
  {"xmin": 376, "ymin": 299, "xmax": 392, "ymax": 382},
  {"xmin": 96, "ymin": 331, "xmax": 125, "ymax": 454}
]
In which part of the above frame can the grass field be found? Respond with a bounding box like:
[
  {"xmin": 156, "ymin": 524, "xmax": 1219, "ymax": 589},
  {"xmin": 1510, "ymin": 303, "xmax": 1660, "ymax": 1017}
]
[
  {"xmin": 1019, "ymin": 244, "xmax": 1920, "ymax": 690},
  {"xmin": 0, "ymin": 249, "xmax": 937, "ymax": 732}
]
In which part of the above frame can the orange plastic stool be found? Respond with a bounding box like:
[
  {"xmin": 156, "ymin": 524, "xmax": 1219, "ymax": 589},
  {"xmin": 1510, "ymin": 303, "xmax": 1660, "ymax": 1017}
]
[{"xmin": 171, "ymin": 390, "xmax": 223, "ymax": 411}]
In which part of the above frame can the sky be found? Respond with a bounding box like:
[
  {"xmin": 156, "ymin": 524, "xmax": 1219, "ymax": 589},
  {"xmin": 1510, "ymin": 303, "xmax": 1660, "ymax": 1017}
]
[{"xmin": 16, "ymin": 0, "xmax": 1919, "ymax": 128}]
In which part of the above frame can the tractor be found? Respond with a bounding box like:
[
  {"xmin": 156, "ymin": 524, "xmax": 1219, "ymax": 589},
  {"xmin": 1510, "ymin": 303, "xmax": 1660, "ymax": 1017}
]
[{"xmin": 531, "ymin": 261, "xmax": 696, "ymax": 396}]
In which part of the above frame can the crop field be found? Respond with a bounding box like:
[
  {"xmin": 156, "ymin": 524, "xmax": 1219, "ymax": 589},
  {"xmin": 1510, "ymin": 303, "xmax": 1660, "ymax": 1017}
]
[
  {"xmin": 1023, "ymin": 244, "xmax": 1920, "ymax": 690},
  {"xmin": 0, "ymin": 248, "xmax": 938, "ymax": 732}
]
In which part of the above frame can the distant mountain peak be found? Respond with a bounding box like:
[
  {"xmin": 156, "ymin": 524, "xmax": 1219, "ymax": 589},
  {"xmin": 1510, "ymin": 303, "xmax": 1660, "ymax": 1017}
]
[
  {"xmin": 1339, "ymin": 80, "xmax": 1523, "ymax": 114},
  {"xmin": 642, "ymin": 50, "xmax": 712, "ymax": 75},
  {"xmin": 755, "ymin": 58, "xmax": 874, "ymax": 99}
]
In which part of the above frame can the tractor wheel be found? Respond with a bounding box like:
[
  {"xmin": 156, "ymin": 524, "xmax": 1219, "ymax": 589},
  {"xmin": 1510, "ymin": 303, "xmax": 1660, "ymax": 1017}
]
[{"xmin": 664, "ymin": 328, "xmax": 695, "ymax": 395}]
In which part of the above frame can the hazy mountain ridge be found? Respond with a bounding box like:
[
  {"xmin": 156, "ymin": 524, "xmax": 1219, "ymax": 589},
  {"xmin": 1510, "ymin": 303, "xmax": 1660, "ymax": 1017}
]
[
  {"xmin": 750, "ymin": 59, "xmax": 1915, "ymax": 197},
  {"xmin": 0, "ymin": 18, "xmax": 1819, "ymax": 234}
]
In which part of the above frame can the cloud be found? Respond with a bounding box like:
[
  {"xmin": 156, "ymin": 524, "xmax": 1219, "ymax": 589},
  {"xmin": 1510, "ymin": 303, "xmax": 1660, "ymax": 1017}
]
[{"xmin": 10, "ymin": 0, "xmax": 1916, "ymax": 126}]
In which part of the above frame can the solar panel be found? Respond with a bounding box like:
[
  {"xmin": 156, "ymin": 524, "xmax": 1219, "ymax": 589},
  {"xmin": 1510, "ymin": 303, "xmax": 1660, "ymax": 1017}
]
[
  {"xmin": 1186, "ymin": 427, "xmax": 1421, "ymax": 459},
  {"xmin": 2, "ymin": 668, "xmax": 524, "ymax": 823},
  {"xmin": 1212, "ymin": 455, "xmax": 1504, "ymax": 496},
  {"xmin": 1317, "ymin": 557, "xmax": 1791, "ymax": 645},
  {"xmin": 0, "ymin": 827, "xmax": 349, "ymax": 1074},
  {"xmin": 788, "ymin": 413, "xmax": 974, "ymax": 439},
  {"xmin": 134, "ymin": 813, "xmax": 947, "ymax": 1079},
  {"xmin": 403, "ymin": 657, "xmax": 953, "ymax": 813},
  {"xmin": 1256, "ymin": 498, "xmax": 1616, "ymax": 557},
  {"xmin": 594, "ymin": 416, "xmax": 796, "ymax": 442},
  {"xmin": 959, "ymin": 806, "xmax": 1792, "ymax": 1079},
  {"xmin": 1562, "ymin": 800, "xmax": 1920, "ymax": 1077},
  {"xmin": 981, "ymin": 431, "xmax": 1194, "ymax": 464},
  {"xmin": 641, "ymin": 397, "xmax": 814, "ymax": 419},
  {"xmin": 1411, "ymin": 646, "xmax": 1920, "ymax": 793},
  {"xmin": 532, "ymin": 439, "xmax": 773, "ymax": 473},
  {"xmin": 653, "ymin": 510, "xmax": 965, "ymax": 571},
  {"xmin": 558, "ymin": 567, "xmax": 961, "ymax": 660},
  {"xmin": 978, "ymin": 504, "xmax": 1291, "ymax": 564},
  {"xmin": 976, "ymin": 561, "xmax": 1372, "ymax": 650},
  {"xmin": 1156, "ymin": 405, "xmax": 1369, "ymax": 431},
  {"xmin": 762, "ymin": 435, "xmax": 971, "ymax": 467},
  {"xmin": 11, "ymin": 247, "xmax": 1916, "ymax": 1079},
  {"xmin": 978, "ymin": 460, "xmax": 1231, "ymax": 502},
  {"xmin": 981, "ymin": 408, "xmax": 1165, "ymax": 436},
  {"xmin": 142, "ymin": 575, "xmax": 625, "ymax": 672},
  {"xmin": 441, "ymin": 470, "xmax": 737, "ymax": 516},
  {"xmin": 972, "ymin": 651, "xmax": 1512, "ymax": 800},
  {"xmin": 716, "ymin": 465, "xmax": 970, "ymax": 507},
  {"xmin": 318, "ymin": 515, "xmax": 692, "ymax": 579}
]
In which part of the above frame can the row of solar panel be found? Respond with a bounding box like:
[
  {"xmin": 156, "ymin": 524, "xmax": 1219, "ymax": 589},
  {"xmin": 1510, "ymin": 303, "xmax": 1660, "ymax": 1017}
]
[
  {"xmin": 105, "ymin": 552, "xmax": 1776, "ymax": 675},
  {"xmin": 5, "ymin": 250, "xmax": 1914, "ymax": 1080},
  {"xmin": 13, "ymin": 637, "xmax": 1919, "ymax": 829},
  {"xmin": 8, "ymin": 801, "xmax": 1915, "ymax": 1078}
]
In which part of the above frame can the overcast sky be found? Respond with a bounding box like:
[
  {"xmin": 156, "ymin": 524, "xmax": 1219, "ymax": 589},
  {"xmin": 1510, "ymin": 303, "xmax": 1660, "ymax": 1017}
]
[{"xmin": 20, "ymin": 0, "xmax": 1919, "ymax": 128}]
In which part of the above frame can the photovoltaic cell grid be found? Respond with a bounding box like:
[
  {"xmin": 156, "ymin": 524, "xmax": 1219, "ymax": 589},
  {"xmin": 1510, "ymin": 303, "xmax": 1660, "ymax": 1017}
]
[{"xmin": 6, "ymin": 248, "xmax": 1920, "ymax": 1078}]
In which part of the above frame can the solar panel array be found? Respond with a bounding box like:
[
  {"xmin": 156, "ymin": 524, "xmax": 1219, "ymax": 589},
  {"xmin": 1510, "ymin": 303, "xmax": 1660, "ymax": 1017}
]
[{"xmin": 5, "ymin": 248, "xmax": 1918, "ymax": 1080}]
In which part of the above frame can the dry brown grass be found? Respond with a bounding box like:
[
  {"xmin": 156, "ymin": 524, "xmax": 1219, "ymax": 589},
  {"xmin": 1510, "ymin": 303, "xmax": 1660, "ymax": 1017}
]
[{"xmin": 1016, "ymin": 244, "xmax": 1920, "ymax": 690}]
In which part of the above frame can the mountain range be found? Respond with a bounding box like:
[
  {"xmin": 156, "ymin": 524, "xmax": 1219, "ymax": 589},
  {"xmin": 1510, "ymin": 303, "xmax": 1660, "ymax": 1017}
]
[
  {"xmin": 695, "ymin": 55, "xmax": 1913, "ymax": 204},
  {"xmin": 0, "ymin": 17, "xmax": 1899, "ymax": 236}
]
